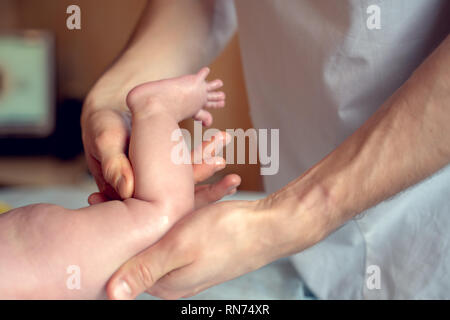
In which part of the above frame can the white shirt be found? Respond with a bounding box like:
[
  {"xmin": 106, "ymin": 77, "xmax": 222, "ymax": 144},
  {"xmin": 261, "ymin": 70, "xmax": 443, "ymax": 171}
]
[{"xmin": 234, "ymin": 0, "xmax": 450, "ymax": 299}]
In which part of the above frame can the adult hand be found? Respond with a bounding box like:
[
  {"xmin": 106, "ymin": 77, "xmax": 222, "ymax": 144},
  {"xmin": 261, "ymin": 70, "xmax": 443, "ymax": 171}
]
[
  {"xmin": 82, "ymin": 108, "xmax": 134, "ymax": 200},
  {"xmin": 82, "ymin": 107, "xmax": 240, "ymax": 207},
  {"xmin": 105, "ymin": 193, "xmax": 317, "ymax": 300},
  {"xmin": 106, "ymin": 200, "xmax": 263, "ymax": 299}
]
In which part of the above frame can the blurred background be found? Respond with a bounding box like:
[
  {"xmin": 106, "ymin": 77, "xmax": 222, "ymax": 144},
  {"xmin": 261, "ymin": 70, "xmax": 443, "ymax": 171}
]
[{"xmin": 0, "ymin": 0, "xmax": 263, "ymax": 196}]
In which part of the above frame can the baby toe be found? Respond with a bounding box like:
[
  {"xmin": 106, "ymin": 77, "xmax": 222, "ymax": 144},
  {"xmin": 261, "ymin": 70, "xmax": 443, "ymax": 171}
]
[
  {"xmin": 206, "ymin": 100, "xmax": 225, "ymax": 109},
  {"xmin": 193, "ymin": 109, "xmax": 213, "ymax": 126},
  {"xmin": 207, "ymin": 91, "xmax": 226, "ymax": 101},
  {"xmin": 207, "ymin": 79, "xmax": 223, "ymax": 91},
  {"xmin": 196, "ymin": 67, "xmax": 211, "ymax": 81}
]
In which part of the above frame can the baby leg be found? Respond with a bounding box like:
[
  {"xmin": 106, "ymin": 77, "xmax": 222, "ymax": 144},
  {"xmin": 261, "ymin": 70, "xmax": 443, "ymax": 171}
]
[
  {"xmin": 126, "ymin": 68, "xmax": 225, "ymax": 220},
  {"xmin": 0, "ymin": 69, "xmax": 225, "ymax": 300}
]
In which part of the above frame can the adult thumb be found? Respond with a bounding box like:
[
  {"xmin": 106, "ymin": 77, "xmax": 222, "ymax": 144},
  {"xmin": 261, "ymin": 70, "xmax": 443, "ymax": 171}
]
[
  {"xmin": 107, "ymin": 245, "xmax": 168, "ymax": 300},
  {"xmin": 101, "ymin": 153, "xmax": 134, "ymax": 199}
]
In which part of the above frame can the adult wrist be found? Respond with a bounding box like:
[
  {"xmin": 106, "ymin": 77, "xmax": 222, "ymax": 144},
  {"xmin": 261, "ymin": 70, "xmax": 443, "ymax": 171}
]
[
  {"xmin": 81, "ymin": 83, "xmax": 129, "ymax": 127},
  {"xmin": 258, "ymin": 177, "xmax": 338, "ymax": 260}
]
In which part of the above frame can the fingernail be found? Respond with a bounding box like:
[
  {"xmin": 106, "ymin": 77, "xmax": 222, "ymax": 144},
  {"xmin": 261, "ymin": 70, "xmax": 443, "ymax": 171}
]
[
  {"xmin": 118, "ymin": 175, "xmax": 132, "ymax": 199},
  {"xmin": 214, "ymin": 160, "xmax": 226, "ymax": 171},
  {"xmin": 113, "ymin": 280, "xmax": 132, "ymax": 300}
]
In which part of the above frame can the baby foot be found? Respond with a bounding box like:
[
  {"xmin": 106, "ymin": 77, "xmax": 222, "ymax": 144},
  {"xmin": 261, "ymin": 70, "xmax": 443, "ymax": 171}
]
[
  {"xmin": 126, "ymin": 67, "xmax": 225, "ymax": 123},
  {"xmin": 192, "ymin": 76, "xmax": 225, "ymax": 126}
]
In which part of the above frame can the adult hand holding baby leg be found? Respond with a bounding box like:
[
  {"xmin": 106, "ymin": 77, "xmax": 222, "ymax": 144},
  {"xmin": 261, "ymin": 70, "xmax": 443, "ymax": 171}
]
[
  {"xmin": 82, "ymin": 108, "xmax": 134, "ymax": 201},
  {"xmin": 81, "ymin": 0, "xmax": 237, "ymax": 203},
  {"xmin": 106, "ymin": 199, "xmax": 270, "ymax": 300},
  {"xmin": 106, "ymin": 190, "xmax": 322, "ymax": 300},
  {"xmin": 86, "ymin": 129, "xmax": 241, "ymax": 209},
  {"xmin": 82, "ymin": 100, "xmax": 237, "ymax": 204}
]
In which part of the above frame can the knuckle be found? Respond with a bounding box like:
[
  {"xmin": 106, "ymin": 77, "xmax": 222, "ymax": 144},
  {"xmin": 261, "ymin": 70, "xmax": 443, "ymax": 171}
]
[
  {"xmin": 102, "ymin": 156, "xmax": 117, "ymax": 173},
  {"xmin": 92, "ymin": 126, "xmax": 127, "ymax": 150},
  {"xmin": 208, "ymin": 185, "xmax": 223, "ymax": 202},
  {"xmin": 94, "ymin": 129, "xmax": 114, "ymax": 149},
  {"xmin": 135, "ymin": 260, "xmax": 156, "ymax": 289}
]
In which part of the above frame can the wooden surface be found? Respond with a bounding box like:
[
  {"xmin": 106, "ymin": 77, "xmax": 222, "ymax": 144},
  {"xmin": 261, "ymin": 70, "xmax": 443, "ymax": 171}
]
[{"xmin": 0, "ymin": 0, "xmax": 263, "ymax": 191}]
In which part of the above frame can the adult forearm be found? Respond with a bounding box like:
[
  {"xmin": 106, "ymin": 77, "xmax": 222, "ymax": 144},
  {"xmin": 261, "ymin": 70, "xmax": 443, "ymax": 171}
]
[
  {"xmin": 80, "ymin": 0, "xmax": 236, "ymax": 200},
  {"xmin": 104, "ymin": 36, "xmax": 449, "ymax": 300},
  {"xmin": 267, "ymin": 36, "xmax": 450, "ymax": 257},
  {"xmin": 83, "ymin": 0, "xmax": 236, "ymax": 116}
]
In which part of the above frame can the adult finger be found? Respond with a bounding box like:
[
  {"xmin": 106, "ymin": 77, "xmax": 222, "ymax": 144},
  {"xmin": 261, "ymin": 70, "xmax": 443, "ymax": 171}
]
[
  {"xmin": 87, "ymin": 192, "xmax": 111, "ymax": 205},
  {"xmin": 106, "ymin": 241, "xmax": 190, "ymax": 300},
  {"xmin": 192, "ymin": 131, "xmax": 231, "ymax": 183},
  {"xmin": 84, "ymin": 110, "xmax": 134, "ymax": 199},
  {"xmin": 194, "ymin": 174, "xmax": 241, "ymax": 209}
]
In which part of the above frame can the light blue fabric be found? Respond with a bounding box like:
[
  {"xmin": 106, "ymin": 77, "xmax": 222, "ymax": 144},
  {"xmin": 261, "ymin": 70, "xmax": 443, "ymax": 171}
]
[{"xmin": 139, "ymin": 258, "xmax": 311, "ymax": 300}]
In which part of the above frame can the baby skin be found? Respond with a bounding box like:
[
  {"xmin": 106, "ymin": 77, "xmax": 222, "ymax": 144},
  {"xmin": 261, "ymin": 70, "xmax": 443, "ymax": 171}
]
[{"xmin": 0, "ymin": 68, "xmax": 225, "ymax": 299}]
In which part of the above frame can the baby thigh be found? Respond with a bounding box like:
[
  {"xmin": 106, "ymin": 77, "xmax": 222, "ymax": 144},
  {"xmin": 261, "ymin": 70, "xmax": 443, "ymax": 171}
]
[
  {"xmin": 0, "ymin": 204, "xmax": 86, "ymax": 298},
  {"xmin": 0, "ymin": 203, "xmax": 133, "ymax": 299}
]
